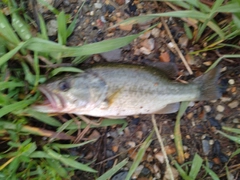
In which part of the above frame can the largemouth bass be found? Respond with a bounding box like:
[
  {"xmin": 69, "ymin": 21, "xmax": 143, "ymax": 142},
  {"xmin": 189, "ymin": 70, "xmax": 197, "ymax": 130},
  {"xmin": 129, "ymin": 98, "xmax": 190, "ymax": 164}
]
[{"xmin": 32, "ymin": 64, "xmax": 221, "ymax": 118}]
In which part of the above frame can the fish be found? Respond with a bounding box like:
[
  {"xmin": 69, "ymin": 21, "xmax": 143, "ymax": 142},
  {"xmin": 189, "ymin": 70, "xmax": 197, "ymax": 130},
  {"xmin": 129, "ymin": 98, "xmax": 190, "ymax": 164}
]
[{"xmin": 32, "ymin": 63, "xmax": 221, "ymax": 118}]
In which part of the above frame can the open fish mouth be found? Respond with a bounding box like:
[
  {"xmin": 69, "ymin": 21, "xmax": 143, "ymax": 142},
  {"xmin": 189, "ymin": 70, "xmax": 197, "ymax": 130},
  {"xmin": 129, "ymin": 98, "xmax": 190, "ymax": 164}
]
[{"xmin": 32, "ymin": 86, "xmax": 65, "ymax": 112}]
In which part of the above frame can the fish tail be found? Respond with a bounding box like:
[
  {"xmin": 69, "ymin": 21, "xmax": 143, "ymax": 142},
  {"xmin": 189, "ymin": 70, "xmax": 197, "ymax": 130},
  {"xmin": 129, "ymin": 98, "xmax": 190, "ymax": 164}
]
[{"xmin": 194, "ymin": 66, "xmax": 222, "ymax": 101}]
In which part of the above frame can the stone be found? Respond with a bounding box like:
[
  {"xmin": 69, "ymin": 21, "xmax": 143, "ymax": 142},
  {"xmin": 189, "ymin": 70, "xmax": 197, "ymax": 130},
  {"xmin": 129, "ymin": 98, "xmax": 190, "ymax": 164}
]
[
  {"xmin": 228, "ymin": 100, "xmax": 239, "ymax": 109},
  {"xmin": 204, "ymin": 105, "xmax": 211, "ymax": 113},
  {"xmin": 151, "ymin": 28, "xmax": 160, "ymax": 38},
  {"xmin": 141, "ymin": 38, "xmax": 155, "ymax": 51},
  {"xmin": 216, "ymin": 105, "xmax": 225, "ymax": 112},
  {"xmin": 101, "ymin": 49, "xmax": 122, "ymax": 62},
  {"xmin": 155, "ymin": 152, "xmax": 164, "ymax": 163},
  {"xmin": 228, "ymin": 79, "xmax": 235, "ymax": 85},
  {"xmin": 47, "ymin": 19, "xmax": 58, "ymax": 36},
  {"xmin": 215, "ymin": 114, "xmax": 224, "ymax": 120}
]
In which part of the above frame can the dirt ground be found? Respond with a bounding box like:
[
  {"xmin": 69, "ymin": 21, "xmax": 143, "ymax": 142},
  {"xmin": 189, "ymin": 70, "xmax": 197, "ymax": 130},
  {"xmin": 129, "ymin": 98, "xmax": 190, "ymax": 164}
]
[{"xmin": 26, "ymin": 0, "xmax": 240, "ymax": 179}]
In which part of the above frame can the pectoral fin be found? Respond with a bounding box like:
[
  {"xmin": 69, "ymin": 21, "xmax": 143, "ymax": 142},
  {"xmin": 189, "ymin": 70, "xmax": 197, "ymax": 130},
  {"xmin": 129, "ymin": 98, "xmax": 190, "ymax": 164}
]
[{"xmin": 154, "ymin": 103, "xmax": 180, "ymax": 114}]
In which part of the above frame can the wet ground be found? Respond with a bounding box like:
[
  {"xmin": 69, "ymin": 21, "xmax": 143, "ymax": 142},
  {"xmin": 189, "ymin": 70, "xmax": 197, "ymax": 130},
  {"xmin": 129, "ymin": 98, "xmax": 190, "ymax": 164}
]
[{"xmin": 23, "ymin": 0, "xmax": 240, "ymax": 179}]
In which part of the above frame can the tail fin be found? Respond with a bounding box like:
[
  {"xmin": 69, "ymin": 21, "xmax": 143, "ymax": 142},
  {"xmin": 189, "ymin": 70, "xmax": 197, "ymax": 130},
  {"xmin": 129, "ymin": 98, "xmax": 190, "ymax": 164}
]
[{"xmin": 194, "ymin": 66, "xmax": 222, "ymax": 101}]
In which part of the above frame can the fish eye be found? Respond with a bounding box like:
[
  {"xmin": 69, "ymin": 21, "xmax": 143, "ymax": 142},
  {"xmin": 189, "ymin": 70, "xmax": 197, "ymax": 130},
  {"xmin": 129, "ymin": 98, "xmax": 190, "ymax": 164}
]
[{"xmin": 58, "ymin": 81, "xmax": 70, "ymax": 91}]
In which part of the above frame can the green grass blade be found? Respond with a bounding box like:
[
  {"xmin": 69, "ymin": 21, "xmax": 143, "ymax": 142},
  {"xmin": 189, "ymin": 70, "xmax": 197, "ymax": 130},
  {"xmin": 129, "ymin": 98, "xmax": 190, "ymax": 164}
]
[
  {"xmin": 175, "ymin": 101, "xmax": 189, "ymax": 164},
  {"xmin": 0, "ymin": 99, "xmax": 34, "ymax": 118},
  {"xmin": 0, "ymin": 11, "xmax": 20, "ymax": 45},
  {"xmin": 37, "ymin": 0, "xmax": 59, "ymax": 14},
  {"xmin": 126, "ymin": 131, "xmax": 153, "ymax": 180},
  {"xmin": 217, "ymin": 130, "xmax": 240, "ymax": 144},
  {"xmin": 38, "ymin": 13, "xmax": 48, "ymax": 40},
  {"xmin": 215, "ymin": 2, "xmax": 240, "ymax": 13},
  {"xmin": 173, "ymin": 159, "xmax": 192, "ymax": 180},
  {"xmin": 202, "ymin": 165, "xmax": 219, "ymax": 180},
  {"xmin": 57, "ymin": 11, "xmax": 67, "ymax": 45},
  {"xmin": 43, "ymin": 146, "xmax": 97, "ymax": 173},
  {"xmin": 189, "ymin": 154, "xmax": 203, "ymax": 179},
  {"xmin": 52, "ymin": 139, "xmax": 96, "ymax": 149},
  {"xmin": 11, "ymin": 12, "xmax": 32, "ymax": 41},
  {"xmin": 222, "ymin": 126, "xmax": 240, "ymax": 134},
  {"xmin": 0, "ymin": 42, "xmax": 25, "ymax": 66},
  {"xmin": 50, "ymin": 67, "xmax": 83, "ymax": 76},
  {"xmin": 97, "ymin": 158, "xmax": 128, "ymax": 180},
  {"xmin": 0, "ymin": 81, "xmax": 24, "ymax": 91},
  {"xmin": 22, "ymin": 109, "xmax": 62, "ymax": 127}
]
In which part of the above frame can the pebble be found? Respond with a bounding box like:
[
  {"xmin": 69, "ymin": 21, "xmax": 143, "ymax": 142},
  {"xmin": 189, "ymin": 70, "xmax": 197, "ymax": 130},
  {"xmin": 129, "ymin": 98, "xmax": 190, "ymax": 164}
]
[
  {"xmin": 87, "ymin": 130, "xmax": 100, "ymax": 140},
  {"xmin": 228, "ymin": 79, "xmax": 235, "ymax": 85},
  {"xmin": 151, "ymin": 28, "xmax": 160, "ymax": 38},
  {"xmin": 126, "ymin": 141, "xmax": 136, "ymax": 148},
  {"xmin": 165, "ymin": 145, "xmax": 176, "ymax": 155},
  {"xmin": 221, "ymin": 96, "xmax": 232, "ymax": 102},
  {"xmin": 232, "ymin": 118, "xmax": 239, "ymax": 123},
  {"xmin": 203, "ymin": 61, "xmax": 212, "ymax": 66},
  {"xmin": 94, "ymin": 2, "xmax": 103, "ymax": 9},
  {"xmin": 202, "ymin": 139, "xmax": 210, "ymax": 155},
  {"xmin": 112, "ymin": 145, "xmax": 119, "ymax": 153},
  {"xmin": 139, "ymin": 31, "xmax": 151, "ymax": 39},
  {"xmin": 178, "ymin": 35, "xmax": 189, "ymax": 47},
  {"xmin": 115, "ymin": 0, "xmax": 125, "ymax": 5},
  {"xmin": 159, "ymin": 51, "xmax": 170, "ymax": 62},
  {"xmin": 155, "ymin": 152, "xmax": 164, "ymax": 163},
  {"xmin": 101, "ymin": 49, "xmax": 122, "ymax": 62},
  {"xmin": 140, "ymin": 47, "xmax": 151, "ymax": 55},
  {"xmin": 184, "ymin": 152, "xmax": 190, "ymax": 159},
  {"xmin": 132, "ymin": 165, "xmax": 144, "ymax": 179},
  {"xmin": 167, "ymin": 42, "xmax": 174, "ymax": 49},
  {"xmin": 112, "ymin": 171, "xmax": 128, "ymax": 180},
  {"xmin": 215, "ymin": 114, "xmax": 224, "ymax": 120},
  {"xmin": 228, "ymin": 100, "xmax": 239, "ymax": 109},
  {"xmin": 90, "ymin": 11, "xmax": 94, "ymax": 16},
  {"xmin": 216, "ymin": 105, "xmax": 225, "ymax": 112},
  {"xmin": 46, "ymin": 19, "xmax": 58, "ymax": 36},
  {"xmin": 153, "ymin": 164, "xmax": 160, "ymax": 173},
  {"xmin": 136, "ymin": 131, "xmax": 143, "ymax": 140},
  {"xmin": 209, "ymin": 139, "xmax": 214, "ymax": 145},
  {"xmin": 204, "ymin": 105, "xmax": 211, "ymax": 113},
  {"xmin": 147, "ymin": 154, "xmax": 153, "ymax": 162},
  {"xmin": 141, "ymin": 38, "xmax": 155, "ymax": 51},
  {"xmin": 163, "ymin": 166, "xmax": 179, "ymax": 180}
]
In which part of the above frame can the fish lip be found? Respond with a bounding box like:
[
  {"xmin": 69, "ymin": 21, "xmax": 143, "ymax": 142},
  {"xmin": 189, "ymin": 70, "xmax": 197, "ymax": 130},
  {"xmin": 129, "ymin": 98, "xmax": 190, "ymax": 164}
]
[{"xmin": 38, "ymin": 85, "xmax": 65, "ymax": 110}]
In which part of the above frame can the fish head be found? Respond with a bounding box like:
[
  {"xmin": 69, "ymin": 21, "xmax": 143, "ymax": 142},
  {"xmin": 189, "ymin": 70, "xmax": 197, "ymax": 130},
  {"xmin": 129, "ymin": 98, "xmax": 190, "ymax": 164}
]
[{"xmin": 32, "ymin": 72, "xmax": 108, "ymax": 114}]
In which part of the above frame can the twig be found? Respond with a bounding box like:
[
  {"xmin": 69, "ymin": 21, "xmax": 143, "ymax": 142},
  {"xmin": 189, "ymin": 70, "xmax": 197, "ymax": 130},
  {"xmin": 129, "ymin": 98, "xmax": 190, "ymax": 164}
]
[
  {"xmin": 161, "ymin": 17, "xmax": 193, "ymax": 75},
  {"xmin": 151, "ymin": 114, "xmax": 174, "ymax": 180}
]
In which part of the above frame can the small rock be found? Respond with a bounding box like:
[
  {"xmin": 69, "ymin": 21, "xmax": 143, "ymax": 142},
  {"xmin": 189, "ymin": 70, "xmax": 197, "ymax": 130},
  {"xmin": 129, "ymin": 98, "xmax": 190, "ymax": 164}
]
[
  {"xmin": 170, "ymin": 134, "xmax": 174, "ymax": 139},
  {"xmin": 151, "ymin": 28, "xmax": 160, "ymax": 38},
  {"xmin": 93, "ymin": 54, "xmax": 101, "ymax": 62},
  {"xmin": 215, "ymin": 114, "xmax": 224, "ymax": 120},
  {"xmin": 94, "ymin": 2, "xmax": 102, "ymax": 9},
  {"xmin": 141, "ymin": 38, "xmax": 155, "ymax": 51},
  {"xmin": 155, "ymin": 152, "xmax": 164, "ymax": 163},
  {"xmin": 88, "ymin": 130, "xmax": 100, "ymax": 140},
  {"xmin": 221, "ymin": 96, "xmax": 232, "ymax": 102},
  {"xmin": 167, "ymin": 42, "xmax": 174, "ymax": 49},
  {"xmin": 212, "ymin": 157, "xmax": 221, "ymax": 164},
  {"xmin": 159, "ymin": 51, "xmax": 170, "ymax": 62},
  {"xmin": 101, "ymin": 49, "xmax": 122, "ymax": 62},
  {"xmin": 100, "ymin": 16, "xmax": 107, "ymax": 23},
  {"xmin": 165, "ymin": 145, "xmax": 176, "ymax": 155},
  {"xmin": 85, "ymin": 151, "xmax": 94, "ymax": 159},
  {"xmin": 202, "ymin": 139, "xmax": 210, "ymax": 155},
  {"xmin": 209, "ymin": 139, "xmax": 214, "ymax": 145},
  {"xmin": 132, "ymin": 165, "xmax": 144, "ymax": 179},
  {"xmin": 184, "ymin": 152, "xmax": 190, "ymax": 159},
  {"xmin": 90, "ymin": 11, "xmax": 94, "ymax": 16},
  {"xmin": 186, "ymin": 135, "xmax": 191, "ymax": 139},
  {"xmin": 118, "ymin": 18, "xmax": 133, "ymax": 31},
  {"xmin": 228, "ymin": 100, "xmax": 239, "ymax": 109},
  {"xmin": 115, "ymin": 0, "xmax": 125, "ymax": 5},
  {"xmin": 163, "ymin": 166, "xmax": 179, "ymax": 180},
  {"xmin": 204, "ymin": 105, "xmax": 211, "ymax": 113},
  {"xmin": 112, "ymin": 145, "xmax": 119, "ymax": 153},
  {"xmin": 126, "ymin": 141, "xmax": 136, "ymax": 148},
  {"xmin": 178, "ymin": 35, "xmax": 189, "ymax": 47},
  {"xmin": 203, "ymin": 61, "xmax": 212, "ymax": 66},
  {"xmin": 228, "ymin": 79, "xmax": 235, "ymax": 85},
  {"xmin": 232, "ymin": 118, "xmax": 239, "ymax": 123},
  {"xmin": 136, "ymin": 131, "xmax": 143, "ymax": 140},
  {"xmin": 187, "ymin": 112, "xmax": 193, "ymax": 119},
  {"xmin": 46, "ymin": 19, "xmax": 58, "ymax": 36},
  {"xmin": 112, "ymin": 171, "xmax": 128, "ymax": 180},
  {"xmin": 147, "ymin": 154, "xmax": 153, "ymax": 162},
  {"xmin": 140, "ymin": 167, "xmax": 151, "ymax": 176},
  {"xmin": 153, "ymin": 164, "xmax": 160, "ymax": 173},
  {"xmin": 216, "ymin": 105, "xmax": 225, "ymax": 112},
  {"xmin": 140, "ymin": 47, "xmax": 151, "ymax": 55},
  {"xmin": 183, "ymin": 146, "xmax": 188, "ymax": 151},
  {"xmin": 139, "ymin": 31, "xmax": 151, "ymax": 39}
]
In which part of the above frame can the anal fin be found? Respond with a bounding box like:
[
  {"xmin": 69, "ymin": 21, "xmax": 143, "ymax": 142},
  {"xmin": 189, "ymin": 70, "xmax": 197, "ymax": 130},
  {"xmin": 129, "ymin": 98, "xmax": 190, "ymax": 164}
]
[{"xmin": 154, "ymin": 103, "xmax": 180, "ymax": 114}]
